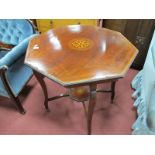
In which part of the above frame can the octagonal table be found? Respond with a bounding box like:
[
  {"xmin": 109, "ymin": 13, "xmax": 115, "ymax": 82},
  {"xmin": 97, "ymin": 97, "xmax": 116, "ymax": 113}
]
[{"xmin": 25, "ymin": 25, "xmax": 138, "ymax": 134}]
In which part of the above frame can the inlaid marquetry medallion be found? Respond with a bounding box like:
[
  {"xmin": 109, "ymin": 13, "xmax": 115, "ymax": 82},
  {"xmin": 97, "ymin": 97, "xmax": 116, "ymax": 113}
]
[
  {"xmin": 68, "ymin": 38, "xmax": 94, "ymax": 50},
  {"xmin": 25, "ymin": 25, "xmax": 138, "ymax": 87}
]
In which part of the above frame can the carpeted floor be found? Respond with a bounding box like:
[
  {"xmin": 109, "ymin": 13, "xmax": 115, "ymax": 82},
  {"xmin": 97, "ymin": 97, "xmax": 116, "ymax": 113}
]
[{"xmin": 0, "ymin": 69, "xmax": 138, "ymax": 135}]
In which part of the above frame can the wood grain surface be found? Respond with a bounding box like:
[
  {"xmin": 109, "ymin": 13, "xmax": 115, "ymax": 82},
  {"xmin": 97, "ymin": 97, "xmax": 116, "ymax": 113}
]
[{"xmin": 25, "ymin": 25, "xmax": 138, "ymax": 87}]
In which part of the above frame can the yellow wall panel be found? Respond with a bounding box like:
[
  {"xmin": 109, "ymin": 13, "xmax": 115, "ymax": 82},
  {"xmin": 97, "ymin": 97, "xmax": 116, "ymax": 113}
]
[{"xmin": 36, "ymin": 19, "xmax": 98, "ymax": 33}]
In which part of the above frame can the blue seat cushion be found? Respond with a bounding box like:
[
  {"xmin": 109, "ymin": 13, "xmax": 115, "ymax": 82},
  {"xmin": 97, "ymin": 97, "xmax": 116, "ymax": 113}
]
[
  {"xmin": 0, "ymin": 56, "xmax": 33, "ymax": 97},
  {"xmin": 0, "ymin": 50, "xmax": 9, "ymax": 59}
]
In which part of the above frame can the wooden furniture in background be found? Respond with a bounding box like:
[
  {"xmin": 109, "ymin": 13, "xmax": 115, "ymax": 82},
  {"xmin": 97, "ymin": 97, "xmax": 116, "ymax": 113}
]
[
  {"xmin": 103, "ymin": 19, "xmax": 155, "ymax": 69},
  {"xmin": 36, "ymin": 19, "xmax": 99, "ymax": 33},
  {"xmin": 25, "ymin": 25, "xmax": 138, "ymax": 134}
]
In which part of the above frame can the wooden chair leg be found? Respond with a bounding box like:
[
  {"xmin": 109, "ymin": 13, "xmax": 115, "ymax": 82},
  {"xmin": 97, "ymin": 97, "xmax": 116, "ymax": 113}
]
[
  {"xmin": 0, "ymin": 66, "xmax": 26, "ymax": 114},
  {"xmin": 33, "ymin": 70, "xmax": 49, "ymax": 111},
  {"xmin": 87, "ymin": 84, "xmax": 97, "ymax": 135},
  {"xmin": 111, "ymin": 81, "xmax": 116, "ymax": 103}
]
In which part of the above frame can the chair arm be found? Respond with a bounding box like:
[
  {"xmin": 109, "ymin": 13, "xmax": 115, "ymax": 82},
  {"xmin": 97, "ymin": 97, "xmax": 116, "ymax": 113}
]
[
  {"xmin": 0, "ymin": 34, "xmax": 38, "ymax": 67},
  {"xmin": 0, "ymin": 65, "xmax": 8, "ymax": 74},
  {"xmin": 0, "ymin": 64, "xmax": 16, "ymax": 97}
]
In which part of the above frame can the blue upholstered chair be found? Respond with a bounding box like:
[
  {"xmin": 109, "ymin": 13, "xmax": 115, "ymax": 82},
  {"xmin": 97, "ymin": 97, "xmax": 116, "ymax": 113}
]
[
  {"xmin": 0, "ymin": 19, "xmax": 37, "ymax": 114},
  {"xmin": 131, "ymin": 30, "xmax": 155, "ymax": 134}
]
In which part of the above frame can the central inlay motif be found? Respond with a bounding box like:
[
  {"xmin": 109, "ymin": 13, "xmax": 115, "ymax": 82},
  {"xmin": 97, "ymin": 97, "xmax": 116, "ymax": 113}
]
[{"xmin": 69, "ymin": 38, "xmax": 93, "ymax": 50}]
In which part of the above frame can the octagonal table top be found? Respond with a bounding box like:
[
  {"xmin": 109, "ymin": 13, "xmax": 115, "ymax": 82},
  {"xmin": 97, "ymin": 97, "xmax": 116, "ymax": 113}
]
[{"xmin": 25, "ymin": 25, "xmax": 138, "ymax": 87}]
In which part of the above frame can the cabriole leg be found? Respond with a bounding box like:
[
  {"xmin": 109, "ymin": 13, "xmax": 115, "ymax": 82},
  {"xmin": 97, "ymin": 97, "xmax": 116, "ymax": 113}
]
[{"xmin": 33, "ymin": 70, "xmax": 49, "ymax": 111}]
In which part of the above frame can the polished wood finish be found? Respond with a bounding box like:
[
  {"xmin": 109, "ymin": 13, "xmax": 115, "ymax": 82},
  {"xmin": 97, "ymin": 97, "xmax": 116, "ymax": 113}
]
[
  {"xmin": 25, "ymin": 25, "xmax": 138, "ymax": 87},
  {"xmin": 25, "ymin": 25, "xmax": 138, "ymax": 134},
  {"xmin": 0, "ymin": 41, "xmax": 14, "ymax": 50},
  {"xmin": 69, "ymin": 86, "xmax": 90, "ymax": 102}
]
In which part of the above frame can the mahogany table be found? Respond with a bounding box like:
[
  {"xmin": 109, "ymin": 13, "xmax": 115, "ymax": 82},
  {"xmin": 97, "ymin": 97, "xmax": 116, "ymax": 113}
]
[{"xmin": 25, "ymin": 25, "xmax": 138, "ymax": 134}]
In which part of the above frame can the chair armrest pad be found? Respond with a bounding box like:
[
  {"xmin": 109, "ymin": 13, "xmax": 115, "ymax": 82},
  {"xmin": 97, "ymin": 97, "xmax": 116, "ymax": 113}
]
[{"xmin": 0, "ymin": 34, "xmax": 38, "ymax": 67}]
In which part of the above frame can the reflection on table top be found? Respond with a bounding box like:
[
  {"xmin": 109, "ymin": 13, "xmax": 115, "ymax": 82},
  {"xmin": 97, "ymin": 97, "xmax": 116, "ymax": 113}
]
[{"xmin": 25, "ymin": 25, "xmax": 138, "ymax": 87}]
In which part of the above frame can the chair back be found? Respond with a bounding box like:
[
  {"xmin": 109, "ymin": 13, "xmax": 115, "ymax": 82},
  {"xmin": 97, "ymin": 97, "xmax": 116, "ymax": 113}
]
[{"xmin": 0, "ymin": 19, "xmax": 35, "ymax": 46}]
